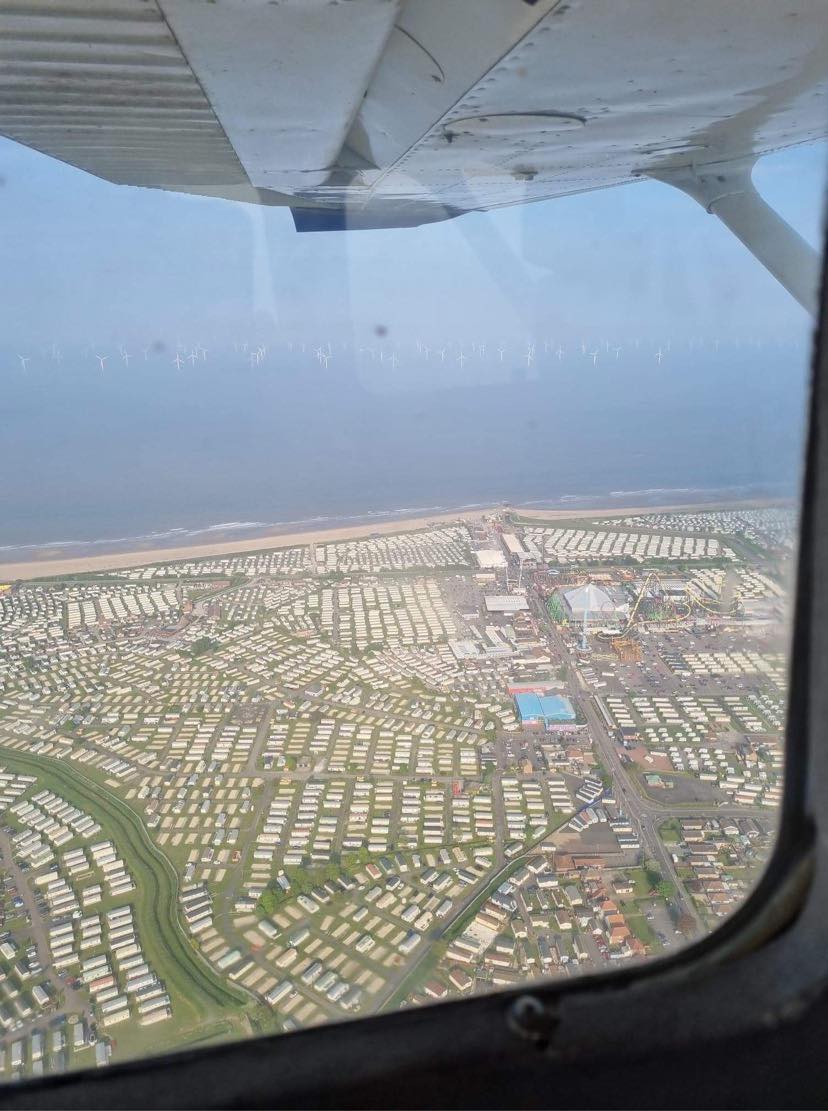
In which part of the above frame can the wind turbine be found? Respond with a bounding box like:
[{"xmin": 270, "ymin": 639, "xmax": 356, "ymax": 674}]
[
  {"xmin": 389, "ymin": 352, "xmax": 398, "ymax": 369},
  {"xmin": 526, "ymin": 346, "xmax": 534, "ymax": 368},
  {"xmin": 457, "ymin": 351, "xmax": 468, "ymax": 368},
  {"xmin": 187, "ymin": 350, "xmax": 198, "ymax": 365},
  {"xmin": 320, "ymin": 352, "xmax": 331, "ymax": 369},
  {"xmin": 589, "ymin": 350, "xmax": 599, "ymax": 366},
  {"xmin": 497, "ymin": 346, "xmax": 505, "ymax": 361},
  {"xmin": 173, "ymin": 353, "xmax": 184, "ymax": 370},
  {"xmin": 556, "ymin": 345, "xmax": 565, "ymax": 361},
  {"xmin": 438, "ymin": 348, "xmax": 447, "ymax": 363},
  {"xmin": 199, "ymin": 345, "xmax": 208, "ymax": 361},
  {"xmin": 122, "ymin": 351, "xmax": 131, "ymax": 366},
  {"xmin": 142, "ymin": 346, "xmax": 151, "ymax": 361},
  {"xmin": 613, "ymin": 345, "xmax": 622, "ymax": 360},
  {"xmin": 17, "ymin": 355, "xmax": 30, "ymax": 372},
  {"xmin": 96, "ymin": 354, "xmax": 108, "ymax": 372},
  {"xmin": 655, "ymin": 348, "xmax": 664, "ymax": 365}
]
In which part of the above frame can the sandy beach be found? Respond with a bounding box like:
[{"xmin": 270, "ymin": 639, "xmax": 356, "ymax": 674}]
[{"xmin": 0, "ymin": 498, "xmax": 786, "ymax": 582}]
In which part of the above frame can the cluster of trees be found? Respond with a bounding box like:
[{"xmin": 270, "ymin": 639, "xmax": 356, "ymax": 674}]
[
  {"xmin": 256, "ymin": 849, "xmax": 374, "ymax": 916},
  {"xmin": 644, "ymin": 860, "xmax": 676, "ymax": 901},
  {"xmin": 593, "ymin": 762, "xmax": 612, "ymax": 791}
]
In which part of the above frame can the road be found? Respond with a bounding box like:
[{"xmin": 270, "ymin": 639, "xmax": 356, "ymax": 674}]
[
  {"xmin": 373, "ymin": 808, "xmax": 574, "ymax": 1013},
  {"xmin": 0, "ymin": 828, "xmax": 89, "ymax": 1038},
  {"xmin": 527, "ymin": 582, "xmax": 706, "ymax": 931}
]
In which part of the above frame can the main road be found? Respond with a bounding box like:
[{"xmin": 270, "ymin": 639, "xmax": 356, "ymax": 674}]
[{"xmin": 526, "ymin": 583, "xmax": 705, "ymax": 931}]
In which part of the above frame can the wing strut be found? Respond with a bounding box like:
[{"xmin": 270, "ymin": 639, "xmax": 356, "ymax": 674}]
[{"xmin": 648, "ymin": 158, "xmax": 820, "ymax": 316}]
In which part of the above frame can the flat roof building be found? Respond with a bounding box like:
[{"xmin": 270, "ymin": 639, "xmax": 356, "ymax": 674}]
[
  {"xmin": 502, "ymin": 534, "xmax": 527, "ymax": 557},
  {"xmin": 474, "ymin": 549, "xmax": 507, "ymax": 570},
  {"xmin": 484, "ymin": 594, "xmax": 529, "ymax": 614},
  {"xmin": 515, "ymin": 693, "xmax": 576, "ymax": 726}
]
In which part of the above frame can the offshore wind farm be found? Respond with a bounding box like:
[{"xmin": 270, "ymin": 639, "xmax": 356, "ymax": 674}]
[{"xmin": 0, "ymin": 331, "xmax": 807, "ymax": 562}]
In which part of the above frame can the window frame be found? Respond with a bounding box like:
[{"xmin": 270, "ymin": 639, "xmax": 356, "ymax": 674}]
[{"xmin": 2, "ymin": 225, "xmax": 827, "ymax": 1111}]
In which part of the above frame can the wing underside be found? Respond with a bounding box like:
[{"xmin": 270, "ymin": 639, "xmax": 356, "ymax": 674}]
[{"xmin": 1, "ymin": 0, "xmax": 827, "ymax": 232}]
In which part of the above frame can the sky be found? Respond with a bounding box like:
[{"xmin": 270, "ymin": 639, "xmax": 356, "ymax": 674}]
[
  {"xmin": 0, "ymin": 135, "xmax": 826, "ymax": 547},
  {"xmin": 1, "ymin": 136, "xmax": 826, "ymax": 355}
]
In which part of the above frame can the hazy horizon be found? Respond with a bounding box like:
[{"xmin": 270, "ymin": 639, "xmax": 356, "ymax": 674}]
[{"xmin": 1, "ymin": 135, "xmax": 824, "ymax": 549}]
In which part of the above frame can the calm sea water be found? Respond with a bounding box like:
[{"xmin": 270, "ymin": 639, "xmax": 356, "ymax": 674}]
[{"xmin": 0, "ymin": 346, "xmax": 809, "ymax": 554}]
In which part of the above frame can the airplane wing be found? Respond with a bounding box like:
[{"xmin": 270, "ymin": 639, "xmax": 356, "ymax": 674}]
[{"xmin": 3, "ymin": 0, "xmax": 827, "ymax": 305}]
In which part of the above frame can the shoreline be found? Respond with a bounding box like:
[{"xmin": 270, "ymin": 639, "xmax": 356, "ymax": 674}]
[{"xmin": 0, "ymin": 497, "xmax": 791, "ymax": 582}]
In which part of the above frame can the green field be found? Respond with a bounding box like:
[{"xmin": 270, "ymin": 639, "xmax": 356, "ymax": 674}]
[
  {"xmin": 623, "ymin": 911, "xmax": 657, "ymax": 947},
  {"xmin": 0, "ymin": 746, "xmax": 249, "ymax": 1031}
]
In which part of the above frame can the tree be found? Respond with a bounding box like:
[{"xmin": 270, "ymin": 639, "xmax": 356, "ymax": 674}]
[
  {"xmin": 257, "ymin": 889, "xmax": 278, "ymax": 916},
  {"xmin": 643, "ymin": 860, "xmax": 663, "ymax": 891},
  {"xmin": 656, "ymin": 880, "xmax": 676, "ymax": 901}
]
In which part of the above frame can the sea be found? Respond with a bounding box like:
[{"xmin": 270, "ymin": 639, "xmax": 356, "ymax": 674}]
[{"xmin": 0, "ymin": 344, "xmax": 810, "ymax": 558}]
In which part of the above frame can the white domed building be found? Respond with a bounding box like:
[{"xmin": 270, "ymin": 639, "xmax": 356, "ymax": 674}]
[{"xmin": 561, "ymin": 583, "xmax": 629, "ymax": 632}]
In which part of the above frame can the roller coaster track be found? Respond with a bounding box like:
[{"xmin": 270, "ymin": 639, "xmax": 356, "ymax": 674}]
[{"xmin": 562, "ymin": 568, "xmax": 741, "ymax": 641}]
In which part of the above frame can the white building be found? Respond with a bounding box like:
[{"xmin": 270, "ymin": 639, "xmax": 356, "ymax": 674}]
[
  {"xmin": 484, "ymin": 594, "xmax": 529, "ymax": 614},
  {"xmin": 562, "ymin": 583, "xmax": 629, "ymax": 627},
  {"xmin": 474, "ymin": 549, "xmax": 507, "ymax": 570}
]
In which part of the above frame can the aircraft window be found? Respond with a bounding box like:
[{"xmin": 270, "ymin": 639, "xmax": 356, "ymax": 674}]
[{"xmin": 0, "ymin": 1, "xmax": 826, "ymax": 1086}]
